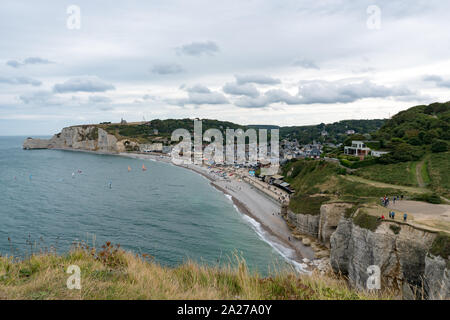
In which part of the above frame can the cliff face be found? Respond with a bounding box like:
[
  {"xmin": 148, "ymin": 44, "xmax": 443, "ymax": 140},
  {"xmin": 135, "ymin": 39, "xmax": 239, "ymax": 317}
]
[
  {"xmin": 330, "ymin": 218, "xmax": 449, "ymax": 299},
  {"xmin": 287, "ymin": 202, "xmax": 448, "ymax": 299},
  {"xmin": 286, "ymin": 202, "xmax": 351, "ymax": 247},
  {"xmin": 23, "ymin": 126, "xmax": 135, "ymax": 153},
  {"xmin": 286, "ymin": 211, "xmax": 319, "ymax": 238},
  {"xmin": 424, "ymin": 255, "xmax": 450, "ymax": 299}
]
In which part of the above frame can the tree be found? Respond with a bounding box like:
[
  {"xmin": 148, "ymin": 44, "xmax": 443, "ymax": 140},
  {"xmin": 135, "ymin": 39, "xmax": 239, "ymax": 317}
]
[{"xmin": 431, "ymin": 140, "xmax": 448, "ymax": 153}]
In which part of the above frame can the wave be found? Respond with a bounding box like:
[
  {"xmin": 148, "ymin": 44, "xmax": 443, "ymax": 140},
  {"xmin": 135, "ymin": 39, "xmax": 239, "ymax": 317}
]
[{"xmin": 224, "ymin": 195, "xmax": 310, "ymax": 274}]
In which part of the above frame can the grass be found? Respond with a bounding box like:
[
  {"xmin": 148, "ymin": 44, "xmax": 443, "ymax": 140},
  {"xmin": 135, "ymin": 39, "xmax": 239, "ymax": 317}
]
[
  {"xmin": 421, "ymin": 159, "xmax": 431, "ymax": 185},
  {"xmin": 412, "ymin": 193, "xmax": 442, "ymax": 204},
  {"xmin": 354, "ymin": 162, "xmax": 418, "ymax": 187},
  {"xmin": 282, "ymin": 160, "xmax": 340, "ymax": 195},
  {"xmin": 289, "ymin": 195, "xmax": 330, "ymax": 215},
  {"xmin": 352, "ymin": 211, "xmax": 381, "ymax": 232},
  {"xmin": 340, "ymin": 175, "xmax": 427, "ymax": 196},
  {"xmin": 427, "ymin": 152, "xmax": 450, "ymax": 198},
  {"xmin": 0, "ymin": 244, "xmax": 392, "ymax": 300}
]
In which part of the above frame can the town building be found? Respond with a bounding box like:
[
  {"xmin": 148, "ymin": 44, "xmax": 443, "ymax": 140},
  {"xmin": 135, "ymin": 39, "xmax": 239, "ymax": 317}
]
[{"xmin": 344, "ymin": 140, "xmax": 371, "ymax": 158}]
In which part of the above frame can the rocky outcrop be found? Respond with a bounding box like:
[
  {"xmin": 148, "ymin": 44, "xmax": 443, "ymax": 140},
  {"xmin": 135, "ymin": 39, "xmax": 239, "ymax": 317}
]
[
  {"xmin": 330, "ymin": 218, "xmax": 446, "ymax": 299},
  {"xmin": 286, "ymin": 202, "xmax": 352, "ymax": 247},
  {"xmin": 424, "ymin": 255, "xmax": 450, "ymax": 299},
  {"xmin": 318, "ymin": 202, "xmax": 353, "ymax": 248},
  {"xmin": 23, "ymin": 126, "xmax": 136, "ymax": 153},
  {"xmin": 286, "ymin": 211, "xmax": 319, "ymax": 238},
  {"xmin": 286, "ymin": 200, "xmax": 448, "ymax": 299}
]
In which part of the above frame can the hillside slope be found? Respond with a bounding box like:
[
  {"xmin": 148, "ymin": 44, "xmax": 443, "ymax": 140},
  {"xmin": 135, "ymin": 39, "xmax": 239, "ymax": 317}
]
[{"xmin": 0, "ymin": 245, "xmax": 389, "ymax": 300}]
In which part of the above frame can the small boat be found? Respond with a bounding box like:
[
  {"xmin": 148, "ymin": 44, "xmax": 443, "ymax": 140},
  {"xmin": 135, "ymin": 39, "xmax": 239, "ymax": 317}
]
[{"xmin": 142, "ymin": 164, "xmax": 147, "ymax": 171}]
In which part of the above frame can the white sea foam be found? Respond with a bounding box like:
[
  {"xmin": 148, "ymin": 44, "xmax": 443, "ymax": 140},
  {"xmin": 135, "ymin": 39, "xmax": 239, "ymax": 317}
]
[{"xmin": 225, "ymin": 195, "xmax": 309, "ymax": 274}]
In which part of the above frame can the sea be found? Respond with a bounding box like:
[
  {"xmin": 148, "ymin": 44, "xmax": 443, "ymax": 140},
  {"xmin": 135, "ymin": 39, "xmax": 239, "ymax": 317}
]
[{"xmin": 0, "ymin": 136, "xmax": 295, "ymax": 274}]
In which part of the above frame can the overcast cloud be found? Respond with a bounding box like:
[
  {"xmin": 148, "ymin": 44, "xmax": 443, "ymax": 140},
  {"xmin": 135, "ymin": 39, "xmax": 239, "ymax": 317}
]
[{"xmin": 1, "ymin": 0, "xmax": 450, "ymax": 134}]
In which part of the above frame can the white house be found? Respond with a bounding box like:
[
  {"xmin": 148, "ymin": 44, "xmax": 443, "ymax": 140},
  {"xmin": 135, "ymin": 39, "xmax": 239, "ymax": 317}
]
[{"xmin": 344, "ymin": 140, "xmax": 371, "ymax": 158}]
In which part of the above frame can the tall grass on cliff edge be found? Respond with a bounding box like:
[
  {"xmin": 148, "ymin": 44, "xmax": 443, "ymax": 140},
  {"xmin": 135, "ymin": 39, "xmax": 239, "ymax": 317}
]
[{"xmin": 0, "ymin": 242, "xmax": 393, "ymax": 300}]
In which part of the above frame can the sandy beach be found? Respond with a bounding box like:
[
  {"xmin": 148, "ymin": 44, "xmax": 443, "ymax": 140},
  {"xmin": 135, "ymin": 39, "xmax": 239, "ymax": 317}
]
[{"xmin": 118, "ymin": 152, "xmax": 316, "ymax": 272}]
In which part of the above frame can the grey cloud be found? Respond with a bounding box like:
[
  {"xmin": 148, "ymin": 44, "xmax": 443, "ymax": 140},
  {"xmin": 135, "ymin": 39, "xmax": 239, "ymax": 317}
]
[
  {"xmin": 234, "ymin": 89, "xmax": 301, "ymax": 108},
  {"xmin": 6, "ymin": 57, "xmax": 54, "ymax": 68},
  {"xmin": 184, "ymin": 92, "xmax": 228, "ymax": 105},
  {"xmin": 19, "ymin": 91, "xmax": 53, "ymax": 104},
  {"xmin": 89, "ymin": 96, "xmax": 112, "ymax": 104},
  {"xmin": 186, "ymin": 84, "xmax": 211, "ymax": 93},
  {"xmin": 422, "ymin": 74, "xmax": 450, "ymax": 88},
  {"xmin": 297, "ymin": 80, "xmax": 415, "ymax": 104},
  {"xmin": 265, "ymin": 89, "xmax": 302, "ymax": 104},
  {"xmin": 176, "ymin": 41, "xmax": 219, "ymax": 56},
  {"xmin": 223, "ymin": 82, "xmax": 260, "ymax": 98},
  {"xmin": 0, "ymin": 76, "xmax": 41, "ymax": 86},
  {"xmin": 234, "ymin": 80, "xmax": 418, "ymax": 108},
  {"xmin": 235, "ymin": 74, "xmax": 281, "ymax": 85},
  {"xmin": 235, "ymin": 96, "xmax": 271, "ymax": 109},
  {"xmin": 423, "ymin": 75, "xmax": 443, "ymax": 82},
  {"xmin": 292, "ymin": 58, "xmax": 320, "ymax": 70},
  {"xmin": 168, "ymin": 84, "xmax": 228, "ymax": 106},
  {"xmin": 6, "ymin": 60, "xmax": 22, "ymax": 68},
  {"xmin": 53, "ymin": 76, "xmax": 115, "ymax": 93},
  {"xmin": 151, "ymin": 63, "xmax": 184, "ymax": 75},
  {"xmin": 23, "ymin": 57, "xmax": 53, "ymax": 65}
]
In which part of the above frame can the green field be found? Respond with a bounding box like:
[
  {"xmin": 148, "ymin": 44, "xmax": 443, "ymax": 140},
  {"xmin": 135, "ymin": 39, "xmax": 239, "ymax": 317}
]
[
  {"xmin": 354, "ymin": 162, "xmax": 418, "ymax": 187},
  {"xmin": 427, "ymin": 152, "xmax": 450, "ymax": 198},
  {"xmin": 282, "ymin": 160, "xmax": 423, "ymax": 215}
]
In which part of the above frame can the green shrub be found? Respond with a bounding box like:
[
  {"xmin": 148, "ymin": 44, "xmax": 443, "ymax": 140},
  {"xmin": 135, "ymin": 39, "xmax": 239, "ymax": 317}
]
[
  {"xmin": 430, "ymin": 233, "xmax": 450, "ymax": 259},
  {"xmin": 289, "ymin": 195, "xmax": 330, "ymax": 215},
  {"xmin": 413, "ymin": 193, "xmax": 442, "ymax": 204},
  {"xmin": 431, "ymin": 140, "xmax": 448, "ymax": 153},
  {"xmin": 389, "ymin": 224, "xmax": 401, "ymax": 235},
  {"xmin": 353, "ymin": 212, "xmax": 381, "ymax": 232}
]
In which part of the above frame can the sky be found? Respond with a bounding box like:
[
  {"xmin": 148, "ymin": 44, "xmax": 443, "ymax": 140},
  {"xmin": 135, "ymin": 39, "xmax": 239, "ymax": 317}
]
[{"xmin": 1, "ymin": 0, "xmax": 450, "ymax": 135}]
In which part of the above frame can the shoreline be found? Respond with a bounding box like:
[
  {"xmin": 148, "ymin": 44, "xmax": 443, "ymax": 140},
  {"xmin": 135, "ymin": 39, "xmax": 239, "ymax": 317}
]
[{"xmin": 40, "ymin": 148, "xmax": 316, "ymax": 272}]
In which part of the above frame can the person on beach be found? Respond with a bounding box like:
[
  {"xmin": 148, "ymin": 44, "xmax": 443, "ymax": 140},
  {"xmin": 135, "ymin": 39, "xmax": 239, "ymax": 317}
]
[
  {"xmin": 392, "ymin": 211, "xmax": 395, "ymax": 219},
  {"xmin": 403, "ymin": 213, "xmax": 407, "ymax": 222}
]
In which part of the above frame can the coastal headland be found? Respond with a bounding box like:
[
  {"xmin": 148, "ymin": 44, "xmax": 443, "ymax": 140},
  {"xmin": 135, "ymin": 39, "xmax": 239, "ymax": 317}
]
[{"xmin": 22, "ymin": 117, "xmax": 449, "ymax": 299}]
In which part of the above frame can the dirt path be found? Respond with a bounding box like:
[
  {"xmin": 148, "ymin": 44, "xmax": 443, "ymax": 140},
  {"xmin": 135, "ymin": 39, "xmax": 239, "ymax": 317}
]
[
  {"xmin": 387, "ymin": 200, "xmax": 450, "ymax": 233},
  {"xmin": 416, "ymin": 160, "xmax": 426, "ymax": 188},
  {"xmin": 342, "ymin": 175, "xmax": 429, "ymax": 194}
]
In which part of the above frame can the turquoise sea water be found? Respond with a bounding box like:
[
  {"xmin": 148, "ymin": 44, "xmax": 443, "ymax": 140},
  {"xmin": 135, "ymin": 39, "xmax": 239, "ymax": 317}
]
[{"xmin": 0, "ymin": 136, "xmax": 287, "ymax": 274}]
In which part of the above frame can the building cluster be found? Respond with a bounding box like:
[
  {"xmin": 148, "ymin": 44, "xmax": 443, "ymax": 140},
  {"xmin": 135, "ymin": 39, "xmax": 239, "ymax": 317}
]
[
  {"xmin": 344, "ymin": 140, "xmax": 389, "ymax": 159},
  {"xmin": 280, "ymin": 139, "xmax": 331, "ymax": 161}
]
